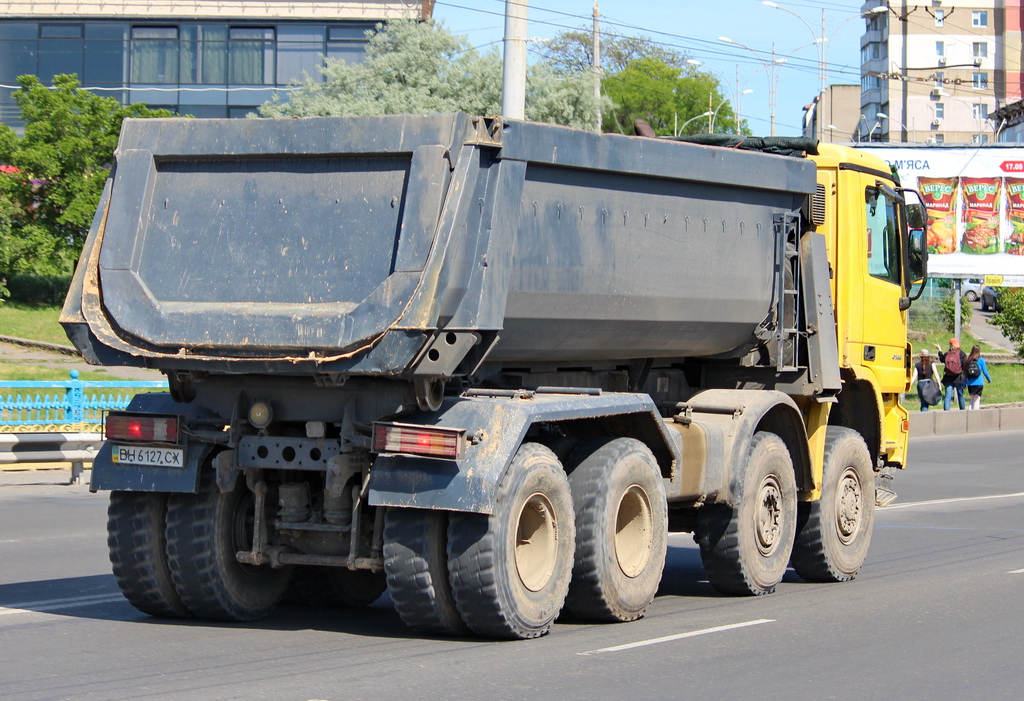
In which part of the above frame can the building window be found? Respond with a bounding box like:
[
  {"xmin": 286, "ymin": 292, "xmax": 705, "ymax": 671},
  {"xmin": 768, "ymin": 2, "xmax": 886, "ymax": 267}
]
[
  {"xmin": 861, "ymin": 74, "xmax": 881, "ymax": 91},
  {"xmin": 973, "ymin": 134, "xmax": 989, "ymax": 144},
  {"xmin": 229, "ymin": 27, "xmax": 274, "ymax": 84},
  {"xmin": 40, "ymin": 24, "xmax": 83, "ymax": 39},
  {"xmin": 131, "ymin": 27, "xmax": 179, "ymax": 83},
  {"xmin": 973, "ymin": 72, "xmax": 989, "ymax": 90},
  {"xmin": 936, "ymin": 103, "xmax": 944, "ymax": 120},
  {"xmin": 972, "ymin": 11, "xmax": 988, "ymax": 27},
  {"xmin": 935, "ymin": 40, "xmax": 944, "ymax": 57},
  {"xmin": 935, "ymin": 9, "xmax": 944, "ymax": 26},
  {"xmin": 934, "ymin": 72, "xmax": 944, "ymax": 87},
  {"xmin": 180, "ymin": 26, "xmax": 228, "ymax": 84},
  {"xmin": 934, "ymin": 134, "xmax": 944, "ymax": 144},
  {"xmin": 973, "ymin": 103, "xmax": 988, "ymax": 120},
  {"xmin": 973, "ymin": 42, "xmax": 988, "ymax": 59}
]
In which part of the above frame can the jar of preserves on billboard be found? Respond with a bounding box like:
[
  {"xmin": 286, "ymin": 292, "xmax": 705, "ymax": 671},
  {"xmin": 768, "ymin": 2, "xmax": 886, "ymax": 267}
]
[
  {"xmin": 1004, "ymin": 178, "xmax": 1024, "ymax": 255},
  {"xmin": 917, "ymin": 176, "xmax": 958, "ymax": 253},
  {"xmin": 960, "ymin": 177, "xmax": 1002, "ymax": 254}
]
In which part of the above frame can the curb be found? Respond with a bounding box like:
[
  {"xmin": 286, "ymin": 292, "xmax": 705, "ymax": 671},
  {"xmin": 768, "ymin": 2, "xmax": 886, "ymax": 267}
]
[{"xmin": 0, "ymin": 334, "xmax": 80, "ymax": 357}]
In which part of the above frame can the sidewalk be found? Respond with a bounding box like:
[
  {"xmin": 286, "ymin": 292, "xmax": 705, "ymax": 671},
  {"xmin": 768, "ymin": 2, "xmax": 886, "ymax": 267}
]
[{"xmin": 0, "ymin": 339, "xmax": 162, "ymax": 382}]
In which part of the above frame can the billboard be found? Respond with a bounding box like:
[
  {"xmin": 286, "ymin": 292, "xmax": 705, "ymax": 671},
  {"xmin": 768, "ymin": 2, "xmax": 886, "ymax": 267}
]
[{"xmin": 855, "ymin": 145, "xmax": 1024, "ymax": 286}]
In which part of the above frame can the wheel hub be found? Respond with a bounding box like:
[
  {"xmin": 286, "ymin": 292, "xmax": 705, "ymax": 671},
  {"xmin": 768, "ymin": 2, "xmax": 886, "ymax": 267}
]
[
  {"xmin": 756, "ymin": 475, "xmax": 784, "ymax": 556},
  {"xmin": 835, "ymin": 467, "xmax": 863, "ymax": 545},
  {"xmin": 515, "ymin": 492, "xmax": 559, "ymax": 592},
  {"xmin": 615, "ymin": 484, "xmax": 653, "ymax": 578}
]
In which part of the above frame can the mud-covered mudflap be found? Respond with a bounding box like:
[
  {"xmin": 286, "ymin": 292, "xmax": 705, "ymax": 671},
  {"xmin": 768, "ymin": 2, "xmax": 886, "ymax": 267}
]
[
  {"xmin": 367, "ymin": 391, "xmax": 679, "ymax": 514},
  {"xmin": 89, "ymin": 393, "xmax": 220, "ymax": 493}
]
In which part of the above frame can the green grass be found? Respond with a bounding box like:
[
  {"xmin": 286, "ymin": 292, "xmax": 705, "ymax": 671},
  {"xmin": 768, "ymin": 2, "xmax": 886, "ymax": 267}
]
[
  {"xmin": 0, "ymin": 302, "xmax": 72, "ymax": 346},
  {"xmin": 0, "ymin": 362, "xmax": 122, "ymax": 383}
]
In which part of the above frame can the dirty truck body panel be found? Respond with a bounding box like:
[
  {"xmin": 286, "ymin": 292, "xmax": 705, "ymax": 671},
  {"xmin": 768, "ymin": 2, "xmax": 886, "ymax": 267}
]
[{"xmin": 62, "ymin": 113, "xmax": 919, "ymax": 639}]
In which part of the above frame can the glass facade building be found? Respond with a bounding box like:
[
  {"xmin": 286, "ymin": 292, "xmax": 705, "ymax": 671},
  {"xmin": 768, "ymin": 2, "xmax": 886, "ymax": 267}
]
[{"xmin": 0, "ymin": 19, "xmax": 375, "ymax": 124}]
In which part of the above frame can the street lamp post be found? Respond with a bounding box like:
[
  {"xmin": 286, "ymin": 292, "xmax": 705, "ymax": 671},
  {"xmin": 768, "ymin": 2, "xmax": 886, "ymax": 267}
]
[
  {"xmin": 762, "ymin": 1, "xmax": 826, "ymax": 94},
  {"xmin": 711, "ymin": 90, "xmax": 753, "ymax": 132},
  {"xmin": 675, "ymin": 110, "xmax": 714, "ymax": 137},
  {"xmin": 719, "ymin": 36, "xmax": 786, "ymax": 136}
]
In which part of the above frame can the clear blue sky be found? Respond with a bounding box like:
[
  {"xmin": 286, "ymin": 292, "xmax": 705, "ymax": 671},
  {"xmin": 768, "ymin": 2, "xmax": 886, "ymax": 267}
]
[{"xmin": 431, "ymin": 0, "xmax": 865, "ymax": 135}]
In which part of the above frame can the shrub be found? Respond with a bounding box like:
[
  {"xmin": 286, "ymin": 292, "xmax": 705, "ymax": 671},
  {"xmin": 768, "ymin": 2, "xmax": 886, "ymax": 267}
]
[
  {"xmin": 992, "ymin": 289, "xmax": 1024, "ymax": 358},
  {"xmin": 6, "ymin": 273, "xmax": 73, "ymax": 305}
]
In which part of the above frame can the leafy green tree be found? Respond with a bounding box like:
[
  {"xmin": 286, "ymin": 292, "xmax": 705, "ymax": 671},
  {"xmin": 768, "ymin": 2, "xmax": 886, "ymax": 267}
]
[
  {"xmin": 260, "ymin": 20, "xmax": 601, "ymax": 130},
  {"xmin": 0, "ymin": 74, "xmax": 171, "ymax": 298},
  {"xmin": 939, "ymin": 291, "xmax": 972, "ymax": 333},
  {"xmin": 992, "ymin": 289, "xmax": 1024, "ymax": 358},
  {"xmin": 601, "ymin": 57, "xmax": 738, "ymax": 136}
]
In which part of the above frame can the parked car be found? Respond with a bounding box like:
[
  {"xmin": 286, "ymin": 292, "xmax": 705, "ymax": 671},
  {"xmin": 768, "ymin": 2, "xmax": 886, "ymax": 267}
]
[
  {"xmin": 981, "ymin": 286, "xmax": 1003, "ymax": 312},
  {"xmin": 962, "ymin": 279, "xmax": 984, "ymax": 302}
]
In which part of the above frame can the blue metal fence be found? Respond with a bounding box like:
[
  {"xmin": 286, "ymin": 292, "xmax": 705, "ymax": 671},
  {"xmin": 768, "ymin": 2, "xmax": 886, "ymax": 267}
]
[{"xmin": 0, "ymin": 370, "xmax": 167, "ymax": 427}]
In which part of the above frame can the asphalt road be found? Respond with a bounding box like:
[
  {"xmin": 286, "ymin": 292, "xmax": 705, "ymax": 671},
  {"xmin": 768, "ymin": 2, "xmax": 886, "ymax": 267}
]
[{"xmin": 1, "ymin": 432, "xmax": 1022, "ymax": 701}]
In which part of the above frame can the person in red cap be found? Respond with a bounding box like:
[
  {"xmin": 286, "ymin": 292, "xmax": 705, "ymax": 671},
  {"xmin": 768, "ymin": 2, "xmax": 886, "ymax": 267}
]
[{"xmin": 934, "ymin": 338, "xmax": 967, "ymax": 410}]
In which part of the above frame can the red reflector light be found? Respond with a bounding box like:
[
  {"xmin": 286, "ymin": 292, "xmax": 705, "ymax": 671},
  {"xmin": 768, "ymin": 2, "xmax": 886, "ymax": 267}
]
[
  {"xmin": 372, "ymin": 423, "xmax": 464, "ymax": 459},
  {"xmin": 106, "ymin": 413, "xmax": 179, "ymax": 444}
]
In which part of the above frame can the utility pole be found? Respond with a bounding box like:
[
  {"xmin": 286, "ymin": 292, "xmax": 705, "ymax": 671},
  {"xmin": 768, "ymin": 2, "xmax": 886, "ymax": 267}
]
[
  {"xmin": 593, "ymin": 3, "xmax": 602, "ymax": 132},
  {"xmin": 502, "ymin": 0, "xmax": 527, "ymax": 119}
]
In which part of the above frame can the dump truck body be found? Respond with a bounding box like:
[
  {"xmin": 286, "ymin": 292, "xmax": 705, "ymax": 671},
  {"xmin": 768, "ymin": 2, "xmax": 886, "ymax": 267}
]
[{"xmin": 62, "ymin": 114, "xmax": 924, "ymax": 639}]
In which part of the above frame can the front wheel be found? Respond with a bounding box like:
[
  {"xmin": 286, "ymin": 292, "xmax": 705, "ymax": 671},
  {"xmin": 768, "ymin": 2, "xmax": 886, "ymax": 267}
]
[
  {"xmin": 791, "ymin": 427, "xmax": 875, "ymax": 582},
  {"xmin": 564, "ymin": 438, "xmax": 667, "ymax": 622},
  {"xmin": 696, "ymin": 431, "xmax": 797, "ymax": 596},
  {"xmin": 447, "ymin": 443, "xmax": 575, "ymax": 639}
]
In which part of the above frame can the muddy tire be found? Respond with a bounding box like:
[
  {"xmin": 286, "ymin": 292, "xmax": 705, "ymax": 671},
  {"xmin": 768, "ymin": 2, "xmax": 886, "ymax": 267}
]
[
  {"xmin": 564, "ymin": 438, "xmax": 667, "ymax": 622},
  {"xmin": 107, "ymin": 491, "xmax": 191, "ymax": 618},
  {"xmin": 447, "ymin": 443, "xmax": 575, "ymax": 639},
  {"xmin": 165, "ymin": 471, "xmax": 289, "ymax": 621},
  {"xmin": 289, "ymin": 567, "xmax": 387, "ymax": 608},
  {"xmin": 791, "ymin": 427, "xmax": 875, "ymax": 582},
  {"xmin": 384, "ymin": 508, "xmax": 468, "ymax": 636},
  {"xmin": 696, "ymin": 431, "xmax": 796, "ymax": 596}
]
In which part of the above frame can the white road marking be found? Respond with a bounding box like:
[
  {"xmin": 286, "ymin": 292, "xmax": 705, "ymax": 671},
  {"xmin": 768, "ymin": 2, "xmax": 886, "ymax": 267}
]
[
  {"xmin": 882, "ymin": 491, "xmax": 1024, "ymax": 510},
  {"xmin": 1008, "ymin": 568, "xmax": 1024, "ymax": 574},
  {"xmin": 0, "ymin": 593, "xmax": 124, "ymax": 617},
  {"xmin": 578, "ymin": 619, "xmax": 775, "ymax": 656}
]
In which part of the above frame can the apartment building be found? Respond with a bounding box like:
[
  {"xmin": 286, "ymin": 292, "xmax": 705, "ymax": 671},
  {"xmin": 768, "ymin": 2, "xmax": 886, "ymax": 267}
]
[
  {"xmin": 0, "ymin": 1, "xmax": 432, "ymax": 127},
  {"xmin": 802, "ymin": 84, "xmax": 861, "ymax": 142},
  {"xmin": 859, "ymin": 0, "xmax": 1007, "ymax": 143}
]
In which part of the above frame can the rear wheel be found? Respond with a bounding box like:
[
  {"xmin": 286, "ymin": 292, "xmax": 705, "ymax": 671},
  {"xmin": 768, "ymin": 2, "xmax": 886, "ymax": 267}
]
[
  {"xmin": 564, "ymin": 438, "xmax": 667, "ymax": 622},
  {"xmin": 107, "ymin": 491, "xmax": 191, "ymax": 618},
  {"xmin": 447, "ymin": 443, "xmax": 575, "ymax": 639},
  {"xmin": 384, "ymin": 508, "xmax": 468, "ymax": 636},
  {"xmin": 289, "ymin": 567, "xmax": 387, "ymax": 608},
  {"xmin": 696, "ymin": 431, "xmax": 796, "ymax": 596},
  {"xmin": 791, "ymin": 427, "xmax": 875, "ymax": 582},
  {"xmin": 165, "ymin": 470, "xmax": 290, "ymax": 621}
]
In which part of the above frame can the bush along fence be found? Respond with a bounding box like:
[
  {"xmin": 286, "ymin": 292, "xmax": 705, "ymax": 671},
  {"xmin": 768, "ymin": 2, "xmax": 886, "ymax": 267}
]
[{"xmin": 1, "ymin": 370, "xmax": 167, "ymax": 483}]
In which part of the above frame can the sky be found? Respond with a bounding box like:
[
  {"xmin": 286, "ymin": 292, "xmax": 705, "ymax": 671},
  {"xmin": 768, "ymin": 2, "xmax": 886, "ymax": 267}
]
[{"xmin": 431, "ymin": 0, "xmax": 867, "ymax": 135}]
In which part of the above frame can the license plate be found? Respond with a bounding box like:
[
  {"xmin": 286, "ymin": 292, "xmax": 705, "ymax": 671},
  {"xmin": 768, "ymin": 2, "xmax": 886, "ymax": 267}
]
[{"xmin": 111, "ymin": 445, "xmax": 184, "ymax": 468}]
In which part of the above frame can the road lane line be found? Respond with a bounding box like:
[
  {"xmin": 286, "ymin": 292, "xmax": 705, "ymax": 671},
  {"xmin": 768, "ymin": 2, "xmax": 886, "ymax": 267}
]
[
  {"xmin": 882, "ymin": 491, "xmax": 1024, "ymax": 510},
  {"xmin": 0, "ymin": 594, "xmax": 124, "ymax": 616},
  {"xmin": 1008, "ymin": 568, "xmax": 1024, "ymax": 574},
  {"xmin": 578, "ymin": 619, "xmax": 775, "ymax": 656}
]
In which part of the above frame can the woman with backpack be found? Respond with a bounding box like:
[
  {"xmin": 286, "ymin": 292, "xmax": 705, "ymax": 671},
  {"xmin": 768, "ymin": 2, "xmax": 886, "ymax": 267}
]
[
  {"xmin": 934, "ymin": 338, "xmax": 968, "ymax": 411},
  {"xmin": 911, "ymin": 348, "xmax": 942, "ymax": 411},
  {"xmin": 964, "ymin": 344, "xmax": 992, "ymax": 410}
]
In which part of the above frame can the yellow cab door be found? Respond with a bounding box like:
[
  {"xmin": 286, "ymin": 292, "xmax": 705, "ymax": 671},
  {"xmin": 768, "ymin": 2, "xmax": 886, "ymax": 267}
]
[{"xmin": 859, "ymin": 181, "xmax": 909, "ymax": 393}]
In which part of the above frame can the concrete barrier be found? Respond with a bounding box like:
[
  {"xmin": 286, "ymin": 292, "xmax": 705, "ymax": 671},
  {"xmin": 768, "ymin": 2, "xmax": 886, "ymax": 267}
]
[{"xmin": 910, "ymin": 403, "xmax": 1024, "ymax": 437}]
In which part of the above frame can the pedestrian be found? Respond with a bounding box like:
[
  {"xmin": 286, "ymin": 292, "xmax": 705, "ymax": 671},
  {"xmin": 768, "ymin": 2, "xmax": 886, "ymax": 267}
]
[
  {"xmin": 964, "ymin": 344, "xmax": 992, "ymax": 410},
  {"xmin": 935, "ymin": 338, "xmax": 967, "ymax": 411},
  {"xmin": 911, "ymin": 348, "xmax": 942, "ymax": 411}
]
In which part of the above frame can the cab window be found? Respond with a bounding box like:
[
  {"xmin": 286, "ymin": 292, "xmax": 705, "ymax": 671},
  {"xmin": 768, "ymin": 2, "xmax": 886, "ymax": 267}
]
[{"xmin": 865, "ymin": 187, "xmax": 901, "ymax": 285}]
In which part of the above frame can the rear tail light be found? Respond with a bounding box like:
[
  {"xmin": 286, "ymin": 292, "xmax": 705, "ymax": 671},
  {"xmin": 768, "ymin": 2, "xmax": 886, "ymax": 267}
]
[
  {"xmin": 106, "ymin": 412, "xmax": 180, "ymax": 444},
  {"xmin": 372, "ymin": 422, "xmax": 464, "ymax": 460}
]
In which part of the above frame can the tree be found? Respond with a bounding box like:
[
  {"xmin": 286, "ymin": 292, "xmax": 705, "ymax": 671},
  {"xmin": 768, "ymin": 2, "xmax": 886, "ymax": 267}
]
[
  {"xmin": 259, "ymin": 20, "xmax": 601, "ymax": 130},
  {"xmin": 601, "ymin": 58, "xmax": 739, "ymax": 136},
  {"xmin": 991, "ymin": 289, "xmax": 1024, "ymax": 358},
  {"xmin": 0, "ymin": 74, "xmax": 171, "ymax": 297},
  {"xmin": 545, "ymin": 30, "xmax": 687, "ymax": 75}
]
